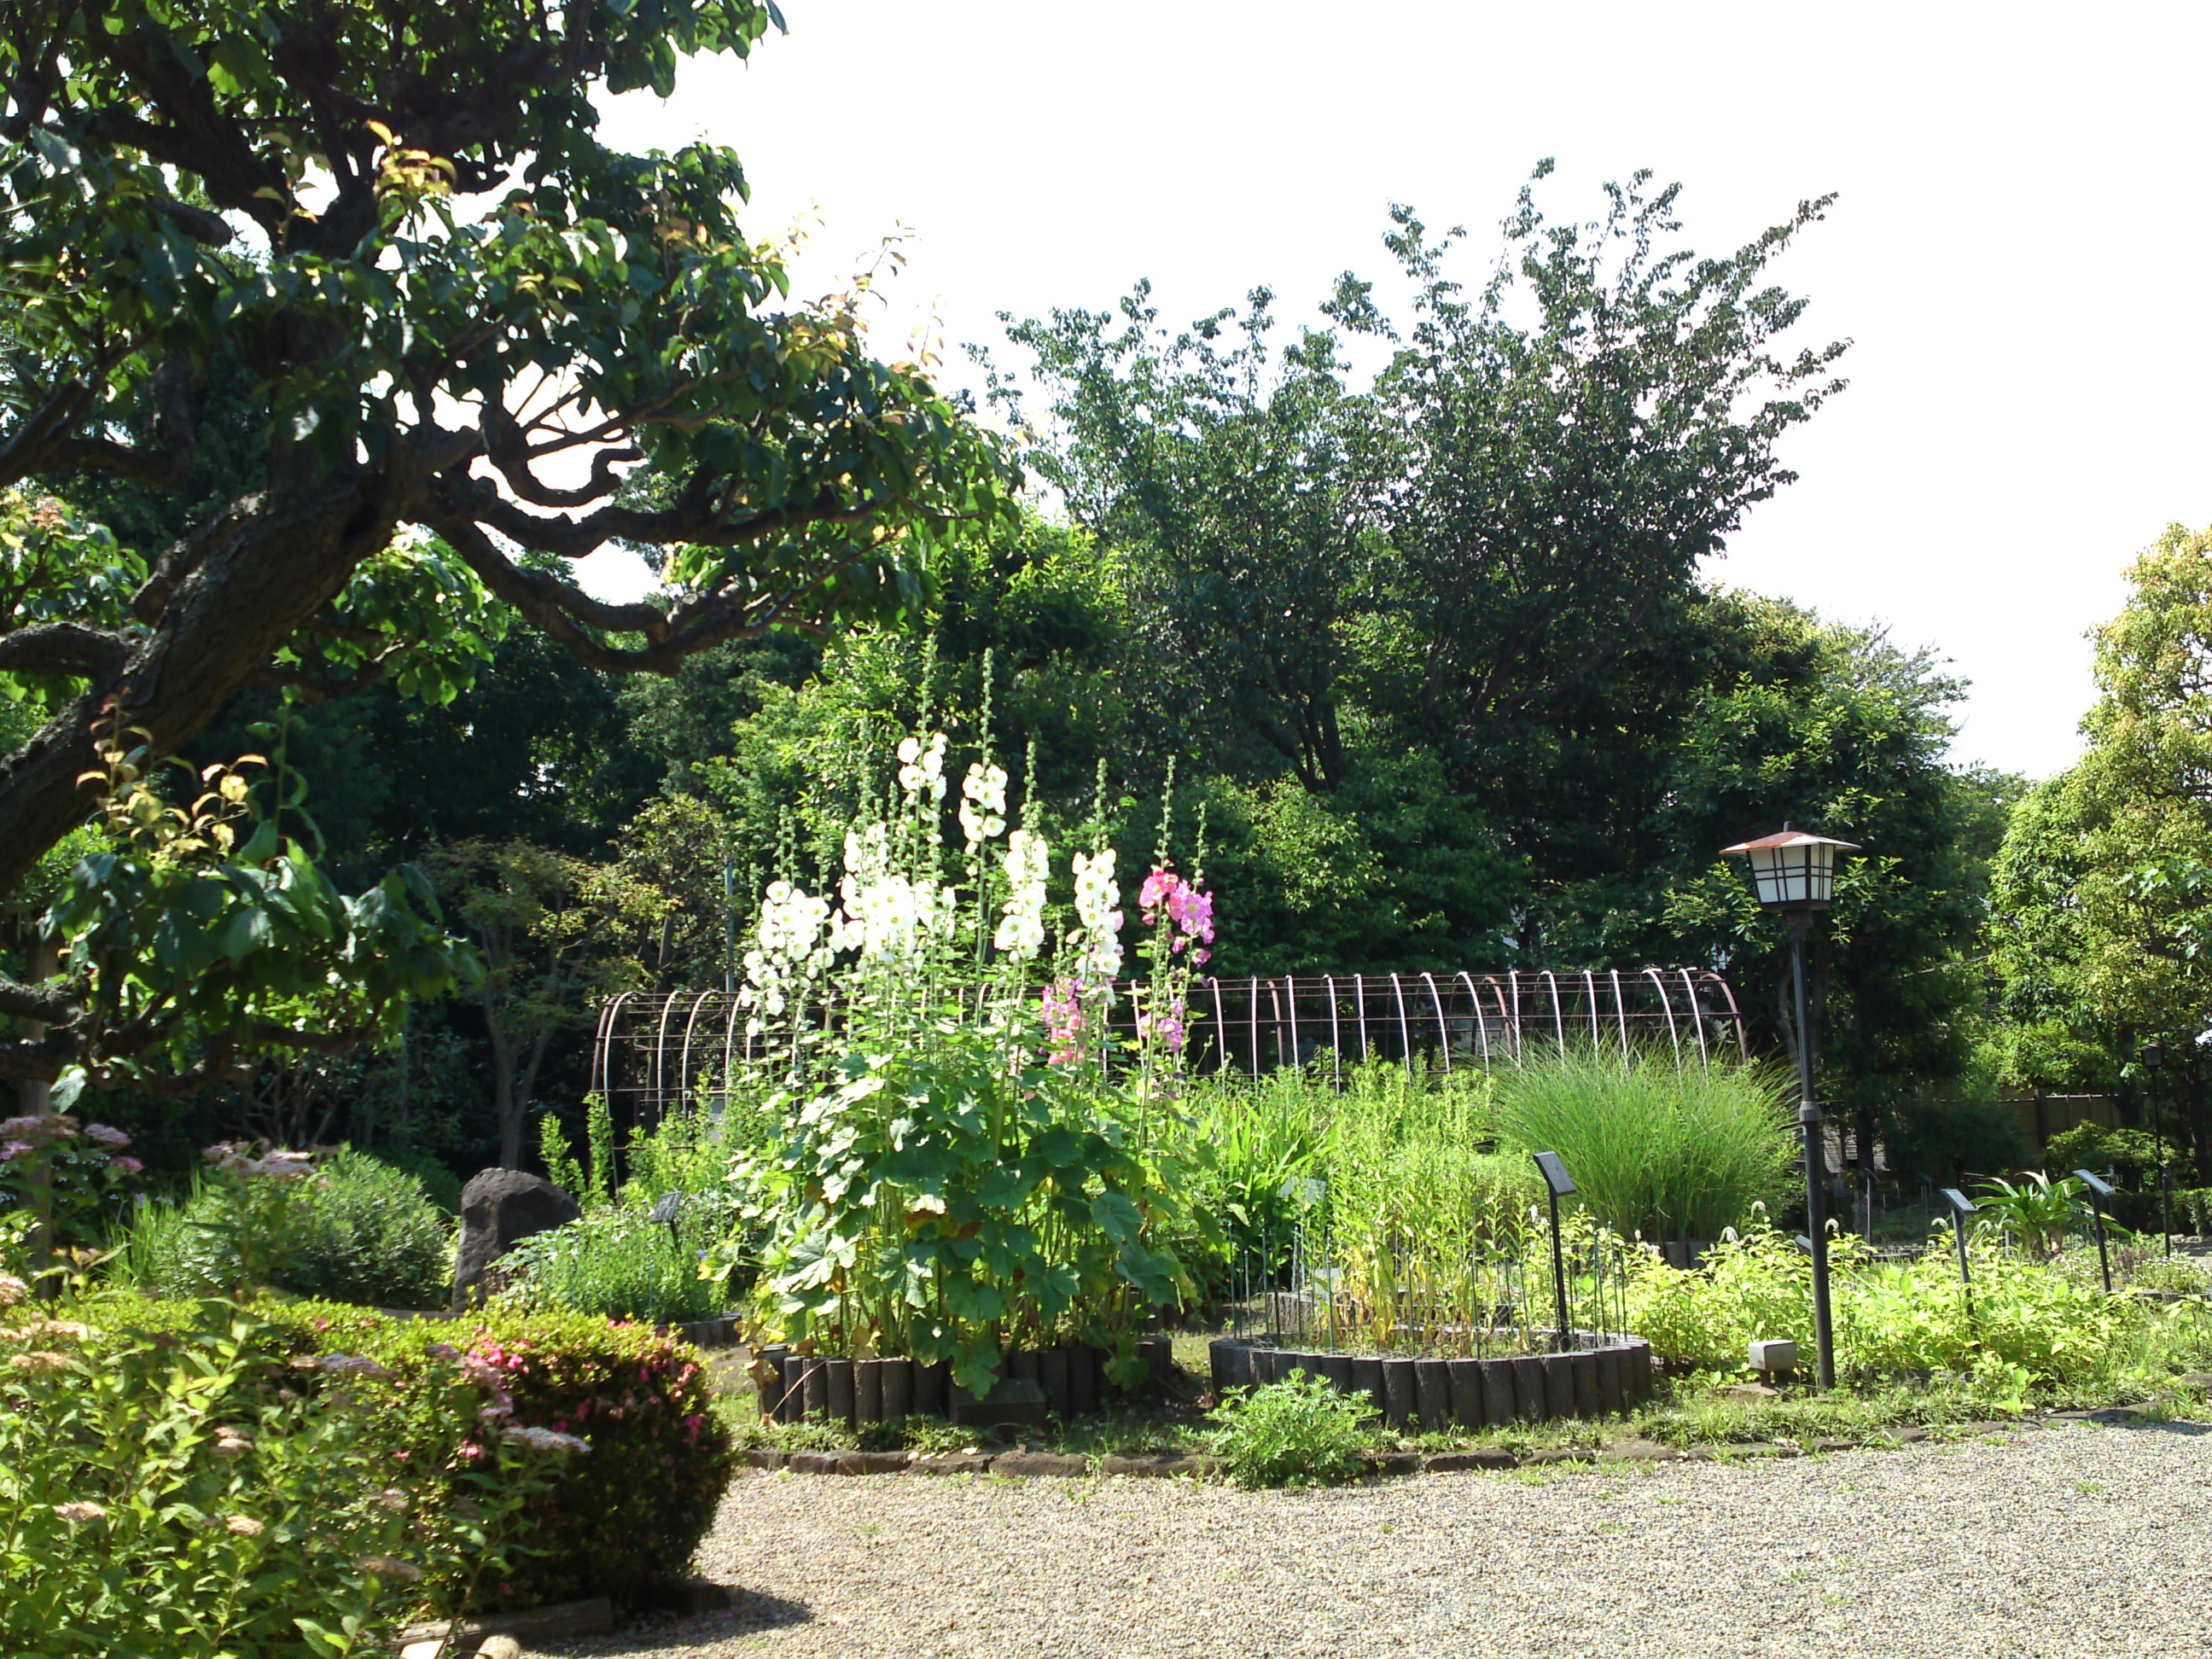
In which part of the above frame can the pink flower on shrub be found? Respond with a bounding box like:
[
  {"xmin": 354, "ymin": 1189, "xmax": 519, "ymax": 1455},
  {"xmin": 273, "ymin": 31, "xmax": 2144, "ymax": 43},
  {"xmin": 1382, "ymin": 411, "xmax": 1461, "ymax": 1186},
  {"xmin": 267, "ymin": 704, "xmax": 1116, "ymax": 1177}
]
[
  {"xmin": 0, "ymin": 1142, "xmax": 31, "ymax": 1162},
  {"xmin": 108, "ymin": 1156, "xmax": 143, "ymax": 1177},
  {"xmin": 82, "ymin": 1124, "xmax": 130, "ymax": 1148}
]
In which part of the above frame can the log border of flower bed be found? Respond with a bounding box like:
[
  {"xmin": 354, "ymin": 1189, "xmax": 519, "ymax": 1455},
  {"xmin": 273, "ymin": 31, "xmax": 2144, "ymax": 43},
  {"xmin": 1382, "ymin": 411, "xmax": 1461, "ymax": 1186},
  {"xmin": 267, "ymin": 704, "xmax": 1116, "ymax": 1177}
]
[{"xmin": 1208, "ymin": 1332, "xmax": 1656, "ymax": 1429}]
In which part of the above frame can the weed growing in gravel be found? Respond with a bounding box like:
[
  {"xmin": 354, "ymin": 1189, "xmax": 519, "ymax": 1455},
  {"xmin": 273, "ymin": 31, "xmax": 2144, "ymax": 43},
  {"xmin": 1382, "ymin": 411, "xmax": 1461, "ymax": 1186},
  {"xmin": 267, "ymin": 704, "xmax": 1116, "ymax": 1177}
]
[{"xmin": 1205, "ymin": 1374, "xmax": 1373, "ymax": 1487}]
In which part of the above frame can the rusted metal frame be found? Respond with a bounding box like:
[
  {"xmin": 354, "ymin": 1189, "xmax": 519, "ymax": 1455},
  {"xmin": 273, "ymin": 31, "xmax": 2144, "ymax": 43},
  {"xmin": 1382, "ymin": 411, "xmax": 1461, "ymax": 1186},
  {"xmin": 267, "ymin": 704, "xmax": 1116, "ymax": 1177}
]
[
  {"xmin": 1706, "ymin": 969, "xmax": 1751, "ymax": 1061},
  {"xmin": 676, "ymin": 991, "xmax": 713, "ymax": 1117},
  {"xmin": 1268, "ymin": 977, "xmax": 1287, "ymax": 1074},
  {"xmin": 720, "ymin": 994, "xmax": 742, "ymax": 1111},
  {"xmin": 1678, "ymin": 968, "xmax": 1712, "ymax": 1068},
  {"xmin": 589, "ymin": 992, "xmax": 631, "ymax": 1102},
  {"xmin": 1456, "ymin": 971, "xmax": 1490, "ymax": 1063},
  {"xmin": 648, "ymin": 993, "xmax": 684, "ymax": 1131}
]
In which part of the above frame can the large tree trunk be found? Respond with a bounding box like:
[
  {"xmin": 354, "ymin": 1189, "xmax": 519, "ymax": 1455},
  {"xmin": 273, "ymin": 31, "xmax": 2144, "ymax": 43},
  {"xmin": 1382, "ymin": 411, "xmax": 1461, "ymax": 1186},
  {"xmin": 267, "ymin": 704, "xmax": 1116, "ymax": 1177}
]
[{"xmin": 0, "ymin": 469, "xmax": 399, "ymax": 898}]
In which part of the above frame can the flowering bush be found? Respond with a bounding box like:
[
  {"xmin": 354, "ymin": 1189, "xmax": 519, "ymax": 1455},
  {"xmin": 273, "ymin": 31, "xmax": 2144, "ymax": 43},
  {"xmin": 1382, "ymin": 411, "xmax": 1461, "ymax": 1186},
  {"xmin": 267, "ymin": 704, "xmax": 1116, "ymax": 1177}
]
[
  {"xmin": 723, "ymin": 725, "xmax": 1217, "ymax": 1394},
  {"xmin": 105, "ymin": 1295, "xmax": 736, "ymax": 1613},
  {"xmin": 357, "ymin": 1307, "xmax": 732, "ymax": 1611},
  {"xmin": 0, "ymin": 1291, "xmax": 566, "ymax": 1658},
  {"xmin": 0, "ymin": 1111, "xmax": 144, "ymax": 1254}
]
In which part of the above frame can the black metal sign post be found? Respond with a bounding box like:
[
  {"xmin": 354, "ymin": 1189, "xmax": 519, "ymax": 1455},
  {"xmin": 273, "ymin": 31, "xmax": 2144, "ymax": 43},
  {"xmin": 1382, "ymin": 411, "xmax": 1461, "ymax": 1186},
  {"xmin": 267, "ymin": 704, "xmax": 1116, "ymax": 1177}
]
[
  {"xmin": 1941, "ymin": 1187, "xmax": 1977, "ymax": 1325},
  {"xmin": 2075, "ymin": 1168, "xmax": 2116, "ymax": 1295},
  {"xmin": 1534, "ymin": 1152, "xmax": 1576, "ymax": 1353}
]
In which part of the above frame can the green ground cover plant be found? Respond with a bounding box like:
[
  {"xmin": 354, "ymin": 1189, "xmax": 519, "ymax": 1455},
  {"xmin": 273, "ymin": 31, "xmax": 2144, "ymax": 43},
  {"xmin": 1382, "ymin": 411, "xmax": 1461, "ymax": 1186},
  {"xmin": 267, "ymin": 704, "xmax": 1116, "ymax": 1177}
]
[{"xmin": 1204, "ymin": 1373, "xmax": 1373, "ymax": 1487}]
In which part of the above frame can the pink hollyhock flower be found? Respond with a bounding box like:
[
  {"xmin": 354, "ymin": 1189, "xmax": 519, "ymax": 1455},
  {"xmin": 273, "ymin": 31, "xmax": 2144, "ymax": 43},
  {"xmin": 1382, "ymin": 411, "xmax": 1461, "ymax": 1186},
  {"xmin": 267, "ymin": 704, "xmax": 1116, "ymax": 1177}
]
[{"xmin": 1138, "ymin": 869, "xmax": 1174, "ymax": 913}]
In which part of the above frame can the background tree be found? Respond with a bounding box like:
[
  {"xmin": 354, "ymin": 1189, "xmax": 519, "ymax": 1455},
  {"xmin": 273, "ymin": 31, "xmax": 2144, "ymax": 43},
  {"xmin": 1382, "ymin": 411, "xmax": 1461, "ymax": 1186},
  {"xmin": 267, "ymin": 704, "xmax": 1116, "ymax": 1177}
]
[
  {"xmin": 421, "ymin": 839, "xmax": 669, "ymax": 1169},
  {"xmin": 1988, "ymin": 523, "xmax": 2212, "ymax": 1179}
]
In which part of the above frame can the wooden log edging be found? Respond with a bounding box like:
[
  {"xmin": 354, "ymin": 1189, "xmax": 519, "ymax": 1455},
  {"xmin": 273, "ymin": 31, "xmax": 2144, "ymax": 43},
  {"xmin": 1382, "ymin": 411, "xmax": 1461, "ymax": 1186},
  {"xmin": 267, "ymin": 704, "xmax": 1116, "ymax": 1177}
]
[
  {"xmin": 753, "ymin": 1339, "xmax": 1173, "ymax": 1427},
  {"xmin": 1208, "ymin": 1332, "xmax": 1655, "ymax": 1427}
]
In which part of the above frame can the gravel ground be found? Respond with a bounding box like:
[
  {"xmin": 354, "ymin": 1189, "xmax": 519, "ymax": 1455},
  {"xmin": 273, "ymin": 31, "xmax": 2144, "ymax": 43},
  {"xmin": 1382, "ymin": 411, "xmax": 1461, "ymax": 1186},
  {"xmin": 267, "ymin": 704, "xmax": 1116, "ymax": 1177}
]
[{"xmin": 550, "ymin": 1419, "xmax": 2212, "ymax": 1659}]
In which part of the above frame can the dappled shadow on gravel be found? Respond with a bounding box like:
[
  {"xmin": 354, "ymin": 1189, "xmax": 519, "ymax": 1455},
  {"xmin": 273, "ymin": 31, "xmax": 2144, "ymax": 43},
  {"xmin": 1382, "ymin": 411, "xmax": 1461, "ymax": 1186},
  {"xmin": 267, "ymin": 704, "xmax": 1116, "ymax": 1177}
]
[{"xmin": 540, "ymin": 1589, "xmax": 812, "ymax": 1656}]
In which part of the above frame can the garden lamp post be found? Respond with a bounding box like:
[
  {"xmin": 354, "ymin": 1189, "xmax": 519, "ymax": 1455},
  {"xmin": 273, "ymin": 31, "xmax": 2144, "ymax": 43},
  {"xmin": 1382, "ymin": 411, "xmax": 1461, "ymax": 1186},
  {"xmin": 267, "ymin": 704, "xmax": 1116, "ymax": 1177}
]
[
  {"xmin": 2141, "ymin": 1042, "xmax": 2173, "ymax": 1257},
  {"xmin": 1720, "ymin": 824, "xmax": 1861, "ymax": 1392}
]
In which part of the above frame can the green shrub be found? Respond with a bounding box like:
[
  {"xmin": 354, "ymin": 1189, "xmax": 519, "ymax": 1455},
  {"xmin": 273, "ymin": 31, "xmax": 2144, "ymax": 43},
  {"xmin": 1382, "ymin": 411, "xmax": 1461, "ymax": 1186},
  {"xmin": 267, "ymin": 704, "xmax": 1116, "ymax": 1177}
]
[
  {"xmin": 1204, "ymin": 1372, "xmax": 1372, "ymax": 1487},
  {"xmin": 1887, "ymin": 1096, "xmax": 2030, "ymax": 1185},
  {"xmin": 113, "ymin": 1147, "xmax": 454, "ymax": 1309},
  {"xmin": 406, "ymin": 1307, "xmax": 734, "ymax": 1611},
  {"xmin": 0, "ymin": 1289, "xmax": 563, "ymax": 1658},
  {"xmin": 126, "ymin": 1295, "xmax": 739, "ymax": 1612},
  {"xmin": 1621, "ymin": 1222, "xmax": 2180, "ymax": 1394},
  {"xmin": 1493, "ymin": 1049, "xmax": 1794, "ymax": 1242},
  {"xmin": 498, "ymin": 1202, "xmax": 728, "ymax": 1325},
  {"xmin": 2042, "ymin": 1124, "xmax": 2178, "ymax": 1228}
]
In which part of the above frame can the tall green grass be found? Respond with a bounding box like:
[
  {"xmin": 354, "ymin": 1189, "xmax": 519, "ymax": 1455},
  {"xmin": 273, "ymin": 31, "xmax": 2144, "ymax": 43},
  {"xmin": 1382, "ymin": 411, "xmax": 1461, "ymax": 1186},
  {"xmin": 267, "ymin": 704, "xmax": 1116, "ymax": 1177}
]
[{"xmin": 1493, "ymin": 1047, "xmax": 1795, "ymax": 1242}]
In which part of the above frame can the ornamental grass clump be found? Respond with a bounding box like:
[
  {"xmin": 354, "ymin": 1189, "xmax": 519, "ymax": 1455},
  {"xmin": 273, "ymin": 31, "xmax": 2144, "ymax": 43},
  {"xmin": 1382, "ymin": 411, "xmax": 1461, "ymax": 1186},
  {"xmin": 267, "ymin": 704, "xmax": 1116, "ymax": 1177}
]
[
  {"xmin": 1205, "ymin": 1372, "xmax": 1374, "ymax": 1487},
  {"xmin": 1493, "ymin": 1048, "xmax": 1795, "ymax": 1243},
  {"xmin": 1313, "ymin": 1063, "xmax": 1547, "ymax": 1353}
]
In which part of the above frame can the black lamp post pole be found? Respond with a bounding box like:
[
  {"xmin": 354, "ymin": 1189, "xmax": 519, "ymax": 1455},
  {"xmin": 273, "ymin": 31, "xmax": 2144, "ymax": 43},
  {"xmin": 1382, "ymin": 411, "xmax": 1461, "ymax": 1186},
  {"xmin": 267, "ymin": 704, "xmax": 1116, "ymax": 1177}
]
[{"xmin": 1788, "ymin": 913, "xmax": 1837, "ymax": 1391}]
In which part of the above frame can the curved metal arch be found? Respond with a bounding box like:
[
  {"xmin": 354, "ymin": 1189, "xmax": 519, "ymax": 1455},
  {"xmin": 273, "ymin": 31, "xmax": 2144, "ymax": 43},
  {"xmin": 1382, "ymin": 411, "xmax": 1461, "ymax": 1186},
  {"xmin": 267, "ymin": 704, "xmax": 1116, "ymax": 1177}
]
[
  {"xmin": 1422, "ymin": 972, "xmax": 1451, "ymax": 1074},
  {"xmin": 1323, "ymin": 975, "xmax": 1343, "ymax": 1089},
  {"xmin": 1390, "ymin": 974, "xmax": 1415, "ymax": 1076},
  {"xmin": 1644, "ymin": 967, "xmax": 1683, "ymax": 1063}
]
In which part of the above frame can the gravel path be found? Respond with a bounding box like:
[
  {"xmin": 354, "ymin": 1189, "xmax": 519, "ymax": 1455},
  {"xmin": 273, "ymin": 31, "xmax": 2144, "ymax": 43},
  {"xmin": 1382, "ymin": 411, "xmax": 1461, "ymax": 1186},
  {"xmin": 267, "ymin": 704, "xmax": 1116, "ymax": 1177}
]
[{"xmin": 553, "ymin": 1420, "xmax": 2212, "ymax": 1659}]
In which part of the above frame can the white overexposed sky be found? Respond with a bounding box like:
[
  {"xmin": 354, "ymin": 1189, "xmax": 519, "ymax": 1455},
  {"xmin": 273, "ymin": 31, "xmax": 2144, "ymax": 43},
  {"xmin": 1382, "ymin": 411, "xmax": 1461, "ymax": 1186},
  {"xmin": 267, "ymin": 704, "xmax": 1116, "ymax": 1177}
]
[{"xmin": 588, "ymin": 0, "xmax": 2212, "ymax": 783}]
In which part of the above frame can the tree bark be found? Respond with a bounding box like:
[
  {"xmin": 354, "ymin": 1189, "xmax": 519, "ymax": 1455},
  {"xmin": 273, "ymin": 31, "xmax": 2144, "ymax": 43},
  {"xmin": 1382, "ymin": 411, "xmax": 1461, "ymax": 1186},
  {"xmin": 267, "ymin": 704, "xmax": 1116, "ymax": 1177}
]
[{"xmin": 0, "ymin": 469, "xmax": 397, "ymax": 898}]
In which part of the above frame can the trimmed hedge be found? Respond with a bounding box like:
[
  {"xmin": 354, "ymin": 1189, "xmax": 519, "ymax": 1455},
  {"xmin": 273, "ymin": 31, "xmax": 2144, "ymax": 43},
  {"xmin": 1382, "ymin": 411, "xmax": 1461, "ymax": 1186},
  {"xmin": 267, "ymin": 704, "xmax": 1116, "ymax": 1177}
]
[{"xmin": 247, "ymin": 1301, "xmax": 731, "ymax": 1610}]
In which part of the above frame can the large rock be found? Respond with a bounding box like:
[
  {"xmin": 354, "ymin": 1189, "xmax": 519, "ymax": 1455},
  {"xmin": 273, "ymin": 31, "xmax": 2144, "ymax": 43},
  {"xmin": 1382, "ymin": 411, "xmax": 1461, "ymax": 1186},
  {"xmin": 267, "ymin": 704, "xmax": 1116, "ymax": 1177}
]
[{"xmin": 452, "ymin": 1167, "xmax": 581, "ymax": 1309}]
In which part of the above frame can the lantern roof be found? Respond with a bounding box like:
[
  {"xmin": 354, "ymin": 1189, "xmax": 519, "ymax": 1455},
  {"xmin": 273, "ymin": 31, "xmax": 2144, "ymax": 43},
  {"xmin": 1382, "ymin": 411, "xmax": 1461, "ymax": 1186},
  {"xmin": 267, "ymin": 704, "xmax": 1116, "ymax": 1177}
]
[{"xmin": 1719, "ymin": 827, "xmax": 1862, "ymax": 857}]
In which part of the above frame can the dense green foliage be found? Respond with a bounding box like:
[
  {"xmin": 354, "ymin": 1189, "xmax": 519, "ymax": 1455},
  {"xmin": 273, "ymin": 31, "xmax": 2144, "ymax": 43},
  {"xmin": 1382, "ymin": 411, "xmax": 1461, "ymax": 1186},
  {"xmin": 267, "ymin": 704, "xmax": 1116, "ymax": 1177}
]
[
  {"xmin": 116, "ymin": 1149, "xmax": 452, "ymax": 1309},
  {"xmin": 0, "ymin": 0, "xmax": 1010, "ymax": 1103},
  {"xmin": 1988, "ymin": 524, "xmax": 2212, "ymax": 1181},
  {"xmin": 0, "ymin": 1286, "xmax": 565, "ymax": 1657}
]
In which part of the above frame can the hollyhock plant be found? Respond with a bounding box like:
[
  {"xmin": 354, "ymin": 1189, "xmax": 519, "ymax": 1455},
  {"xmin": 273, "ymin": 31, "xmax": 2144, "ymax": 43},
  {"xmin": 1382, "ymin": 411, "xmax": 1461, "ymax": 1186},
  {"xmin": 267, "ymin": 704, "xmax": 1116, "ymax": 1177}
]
[{"xmin": 722, "ymin": 719, "xmax": 1213, "ymax": 1396}]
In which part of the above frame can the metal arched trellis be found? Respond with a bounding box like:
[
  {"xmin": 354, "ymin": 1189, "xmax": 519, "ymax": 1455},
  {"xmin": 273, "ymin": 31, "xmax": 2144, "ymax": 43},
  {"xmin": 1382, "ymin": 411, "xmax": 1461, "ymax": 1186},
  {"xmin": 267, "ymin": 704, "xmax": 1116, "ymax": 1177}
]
[{"xmin": 591, "ymin": 968, "xmax": 1746, "ymax": 1138}]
